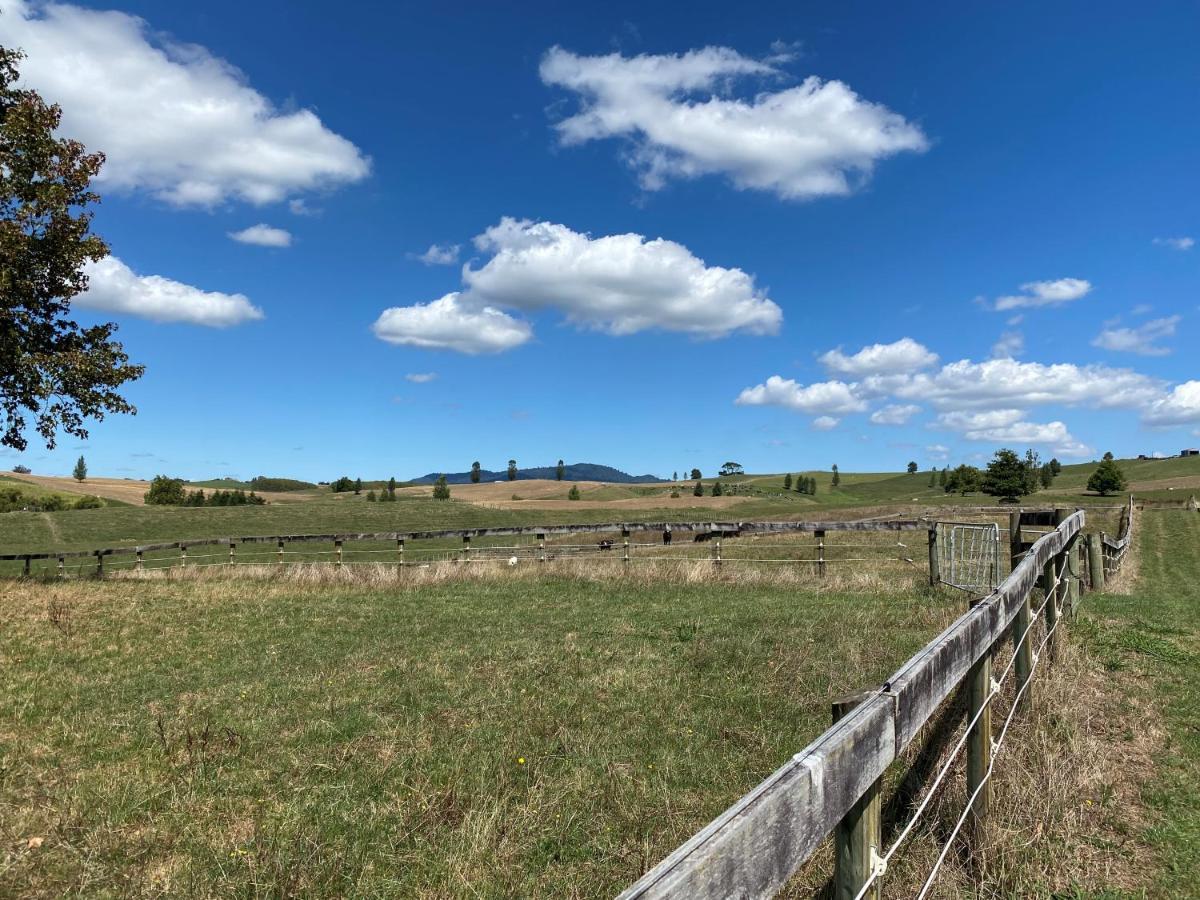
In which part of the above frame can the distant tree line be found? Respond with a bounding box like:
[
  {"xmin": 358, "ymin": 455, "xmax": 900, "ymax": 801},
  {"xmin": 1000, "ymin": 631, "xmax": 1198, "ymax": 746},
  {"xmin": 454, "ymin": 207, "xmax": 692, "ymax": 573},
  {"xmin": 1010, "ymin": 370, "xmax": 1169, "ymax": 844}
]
[
  {"xmin": 144, "ymin": 475, "xmax": 264, "ymax": 506},
  {"xmin": 0, "ymin": 486, "xmax": 102, "ymax": 513}
]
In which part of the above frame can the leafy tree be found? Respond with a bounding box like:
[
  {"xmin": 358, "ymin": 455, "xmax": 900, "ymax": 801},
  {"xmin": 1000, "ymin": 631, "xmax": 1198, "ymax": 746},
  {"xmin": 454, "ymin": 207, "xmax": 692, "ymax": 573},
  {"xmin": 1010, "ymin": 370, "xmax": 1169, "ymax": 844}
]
[
  {"xmin": 366, "ymin": 489, "xmax": 377, "ymax": 501},
  {"xmin": 928, "ymin": 468, "xmax": 936, "ymax": 488},
  {"xmin": 1087, "ymin": 458, "xmax": 1128, "ymax": 496},
  {"xmin": 0, "ymin": 48, "xmax": 143, "ymax": 452},
  {"xmin": 831, "ymin": 464, "xmax": 840, "ymax": 488},
  {"xmin": 567, "ymin": 484, "xmax": 581, "ymax": 500},
  {"xmin": 1102, "ymin": 451, "xmax": 1114, "ymax": 461},
  {"xmin": 72, "ymin": 493, "xmax": 102, "ymax": 510},
  {"xmin": 938, "ymin": 467, "xmax": 948, "ymax": 488},
  {"xmin": 1048, "ymin": 458, "xmax": 1062, "ymax": 477},
  {"xmin": 432, "ymin": 475, "xmax": 451, "ymax": 500},
  {"xmin": 470, "ymin": 461, "xmax": 481, "ymax": 484},
  {"xmin": 693, "ymin": 480, "xmax": 703, "ymax": 497},
  {"xmin": 690, "ymin": 468, "xmax": 701, "ymax": 480},
  {"xmin": 1022, "ymin": 449, "xmax": 1043, "ymax": 495},
  {"xmin": 907, "ymin": 461, "xmax": 918, "ymax": 474},
  {"xmin": 72, "ymin": 455, "xmax": 87, "ymax": 482},
  {"xmin": 796, "ymin": 474, "xmax": 807, "ymax": 494},
  {"xmin": 144, "ymin": 475, "xmax": 186, "ymax": 505},
  {"xmin": 783, "ymin": 472, "xmax": 793, "ymax": 490},
  {"xmin": 711, "ymin": 481, "xmax": 724, "ymax": 497},
  {"xmin": 719, "ymin": 461, "xmax": 744, "ymax": 477},
  {"xmin": 672, "ymin": 471, "xmax": 677, "ymax": 481},
  {"xmin": 983, "ymin": 448, "xmax": 1033, "ymax": 501},
  {"xmin": 944, "ymin": 464, "xmax": 982, "ymax": 495},
  {"xmin": 556, "ymin": 459, "xmax": 565, "ymax": 481},
  {"xmin": 1039, "ymin": 466, "xmax": 1055, "ymax": 489},
  {"xmin": 353, "ymin": 477, "xmax": 362, "ymax": 495},
  {"xmin": 387, "ymin": 476, "xmax": 396, "ymax": 498},
  {"xmin": 808, "ymin": 477, "xmax": 817, "ymax": 496},
  {"xmin": 13, "ymin": 464, "xmax": 30, "ymax": 474},
  {"xmin": 330, "ymin": 476, "xmax": 355, "ymax": 493},
  {"xmin": 507, "ymin": 459, "xmax": 517, "ymax": 481}
]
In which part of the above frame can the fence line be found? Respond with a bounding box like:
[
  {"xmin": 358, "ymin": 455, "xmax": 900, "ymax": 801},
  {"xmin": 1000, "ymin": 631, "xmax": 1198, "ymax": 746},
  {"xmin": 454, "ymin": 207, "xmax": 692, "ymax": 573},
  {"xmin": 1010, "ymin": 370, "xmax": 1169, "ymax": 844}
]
[{"xmin": 619, "ymin": 498, "xmax": 1137, "ymax": 899}]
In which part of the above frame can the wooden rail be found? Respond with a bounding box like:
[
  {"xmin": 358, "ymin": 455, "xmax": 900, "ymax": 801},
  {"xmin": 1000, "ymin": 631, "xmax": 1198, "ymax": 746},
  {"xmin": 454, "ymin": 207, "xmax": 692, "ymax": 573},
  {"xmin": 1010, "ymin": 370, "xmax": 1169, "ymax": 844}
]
[
  {"xmin": 617, "ymin": 509, "xmax": 1086, "ymax": 899},
  {"xmin": 0, "ymin": 518, "xmax": 929, "ymax": 569}
]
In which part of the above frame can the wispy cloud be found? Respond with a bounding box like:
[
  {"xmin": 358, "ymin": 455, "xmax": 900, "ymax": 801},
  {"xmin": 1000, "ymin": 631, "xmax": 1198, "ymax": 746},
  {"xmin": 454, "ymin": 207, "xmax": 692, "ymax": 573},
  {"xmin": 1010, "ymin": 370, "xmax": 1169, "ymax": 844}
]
[
  {"xmin": 1153, "ymin": 236, "xmax": 1194, "ymax": 251},
  {"xmin": 1092, "ymin": 315, "xmax": 1180, "ymax": 356}
]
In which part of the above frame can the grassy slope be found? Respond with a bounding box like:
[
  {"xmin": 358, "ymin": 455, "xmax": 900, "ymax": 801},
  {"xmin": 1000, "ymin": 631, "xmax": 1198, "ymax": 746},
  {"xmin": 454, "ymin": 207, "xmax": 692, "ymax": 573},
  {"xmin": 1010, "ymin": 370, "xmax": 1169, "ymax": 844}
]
[
  {"xmin": 1081, "ymin": 510, "xmax": 1200, "ymax": 891},
  {"xmin": 0, "ymin": 574, "xmax": 956, "ymax": 897}
]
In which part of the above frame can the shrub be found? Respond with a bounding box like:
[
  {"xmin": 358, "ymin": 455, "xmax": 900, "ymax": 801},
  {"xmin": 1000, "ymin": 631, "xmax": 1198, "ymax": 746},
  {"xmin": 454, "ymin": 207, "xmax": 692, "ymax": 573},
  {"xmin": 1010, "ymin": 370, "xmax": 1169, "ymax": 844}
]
[
  {"xmin": 693, "ymin": 480, "xmax": 703, "ymax": 497},
  {"xmin": 72, "ymin": 494, "xmax": 103, "ymax": 509},
  {"xmin": 330, "ymin": 476, "xmax": 355, "ymax": 493},
  {"xmin": 1087, "ymin": 458, "xmax": 1128, "ymax": 496},
  {"xmin": 145, "ymin": 475, "xmax": 187, "ymax": 505},
  {"xmin": 670, "ymin": 490, "xmax": 680, "ymax": 499},
  {"xmin": 567, "ymin": 485, "xmax": 581, "ymax": 500},
  {"xmin": 12, "ymin": 464, "xmax": 30, "ymax": 474},
  {"xmin": 432, "ymin": 475, "xmax": 451, "ymax": 500},
  {"xmin": 711, "ymin": 481, "xmax": 724, "ymax": 497},
  {"xmin": 248, "ymin": 476, "xmax": 316, "ymax": 492},
  {"xmin": 783, "ymin": 473, "xmax": 793, "ymax": 490},
  {"xmin": 366, "ymin": 490, "xmax": 377, "ymax": 501}
]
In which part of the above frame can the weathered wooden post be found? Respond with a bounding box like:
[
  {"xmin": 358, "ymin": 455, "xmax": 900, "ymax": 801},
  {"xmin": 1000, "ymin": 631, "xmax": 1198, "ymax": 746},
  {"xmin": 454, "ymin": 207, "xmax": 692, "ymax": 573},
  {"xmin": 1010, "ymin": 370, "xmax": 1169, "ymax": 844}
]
[
  {"xmin": 832, "ymin": 689, "xmax": 881, "ymax": 900},
  {"xmin": 335, "ymin": 539, "xmax": 343, "ymax": 568},
  {"xmin": 95, "ymin": 550, "xmax": 103, "ymax": 578},
  {"xmin": 537, "ymin": 532, "xmax": 546, "ymax": 563},
  {"xmin": 1087, "ymin": 532, "xmax": 1105, "ymax": 591},
  {"xmin": 1012, "ymin": 591, "xmax": 1033, "ymax": 708},
  {"xmin": 966, "ymin": 639, "xmax": 992, "ymax": 841},
  {"xmin": 622, "ymin": 528, "xmax": 630, "ymax": 565},
  {"xmin": 277, "ymin": 539, "xmax": 284, "ymax": 569},
  {"xmin": 1008, "ymin": 510, "xmax": 1022, "ymax": 572},
  {"xmin": 714, "ymin": 537, "xmax": 722, "ymax": 568},
  {"xmin": 229, "ymin": 542, "xmax": 236, "ymax": 567},
  {"xmin": 57, "ymin": 555, "xmax": 65, "ymax": 579},
  {"xmin": 22, "ymin": 555, "xmax": 30, "ymax": 578},
  {"xmin": 1042, "ymin": 544, "xmax": 1060, "ymax": 661},
  {"xmin": 180, "ymin": 544, "xmax": 187, "ymax": 569},
  {"xmin": 461, "ymin": 534, "xmax": 471, "ymax": 564},
  {"xmin": 136, "ymin": 548, "xmax": 144, "ymax": 571},
  {"xmin": 927, "ymin": 526, "xmax": 940, "ymax": 587},
  {"xmin": 397, "ymin": 537, "xmax": 405, "ymax": 570},
  {"xmin": 816, "ymin": 529, "xmax": 826, "ymax": 578}
]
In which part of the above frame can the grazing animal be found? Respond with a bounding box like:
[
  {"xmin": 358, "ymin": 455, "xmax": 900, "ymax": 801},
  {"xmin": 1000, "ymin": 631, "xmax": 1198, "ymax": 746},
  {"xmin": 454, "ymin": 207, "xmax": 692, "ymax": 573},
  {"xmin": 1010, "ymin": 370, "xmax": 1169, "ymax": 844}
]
[
  {"xmin": 508, "ymin": 556, "xmax": 519, "ymax": 566},
  {"xmin": 662, "ymin": 528, "xmax": 672, "ymax": 545},
  {"xmin": 598, "ymin": 540, "xmax": 614, "ymax": 551}
]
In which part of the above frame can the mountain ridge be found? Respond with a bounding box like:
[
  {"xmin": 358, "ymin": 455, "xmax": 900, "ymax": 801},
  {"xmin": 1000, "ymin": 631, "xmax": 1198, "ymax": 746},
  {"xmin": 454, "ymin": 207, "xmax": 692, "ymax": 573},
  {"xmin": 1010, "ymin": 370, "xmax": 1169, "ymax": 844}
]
[{"xmin": 409, "ymin": 463, "xmax": 662, "ymax": 485}]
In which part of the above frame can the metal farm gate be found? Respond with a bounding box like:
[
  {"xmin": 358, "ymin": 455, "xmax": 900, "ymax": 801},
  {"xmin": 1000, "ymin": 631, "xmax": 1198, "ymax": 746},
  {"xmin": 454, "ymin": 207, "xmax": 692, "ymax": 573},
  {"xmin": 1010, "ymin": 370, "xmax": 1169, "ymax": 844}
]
[{"xmin": 936, "ymin": 521, "xmax": 1001, "ymax": 594}]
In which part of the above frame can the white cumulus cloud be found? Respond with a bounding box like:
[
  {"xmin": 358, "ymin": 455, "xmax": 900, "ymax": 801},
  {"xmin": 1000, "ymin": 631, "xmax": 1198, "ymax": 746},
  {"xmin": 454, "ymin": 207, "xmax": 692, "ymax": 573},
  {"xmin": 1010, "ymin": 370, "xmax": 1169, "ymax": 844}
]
[
  {"xmin": 414, "ymin": 244, "xmax": 461, "ymax": 266},
  {"xmin": 78, "ymin": 256, "xmax": 264, "ymax": 326},
  {"xmin": 991, "ymin": 278, "xmax": 1092, "ymax": 312},
  {"xmin": 404, "ymin": 373, "xmax": 437, "ymax": 384},
  {"xmin": 372, "ymin": 293, "xmax": 532, "ymax": 355},
  {"xmin": 0, "ymin": 0, "xmax": 370, "ymax": 206},
  {"xmin": 1153, "ymin": 236, "xmax": 1194, "ymax": 251},
  {"xmin": 1091, "ymin": 315, "xmax": 1179, "ymax": 357},
  {"xmin": 1144, "ymin": 381, "xmax": 1200, "ymax": 427},
  {"xmin": 819, "ymin": 337, "xmax": 938, "ymax": 377},
  {"xmin": 228, "ymin": 224, "xmax": 292, "ymax": 247},
  {"xmin": 812, "ymin": 416, "xmax": 840, "ymax": 430},
  {"xmin": 539, "ymin": 46, "xmax": 927, "ymax": 200},
  {"xmin": 991, "ymin": 330, "xmax": 1024, "ymax": 358},
  {"xmin": 869, "ymin": 404, "xmax": 921, "ymax": 426},
  {"xmin": 735, "ymin": 376, "xmax": 866, "ymax": 415}
]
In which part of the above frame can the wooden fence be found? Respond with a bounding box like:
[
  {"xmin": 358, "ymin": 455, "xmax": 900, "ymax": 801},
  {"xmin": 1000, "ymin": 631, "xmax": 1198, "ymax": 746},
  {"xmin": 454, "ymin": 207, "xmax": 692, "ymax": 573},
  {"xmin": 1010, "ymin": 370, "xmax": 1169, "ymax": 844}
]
[
  {"xmin": 618, "ymin": 501, "xmax": 1134, "ymax": 898},
  {"xmin": 1, "ymin": 518, "xmax": 931, "ymax": 578}
]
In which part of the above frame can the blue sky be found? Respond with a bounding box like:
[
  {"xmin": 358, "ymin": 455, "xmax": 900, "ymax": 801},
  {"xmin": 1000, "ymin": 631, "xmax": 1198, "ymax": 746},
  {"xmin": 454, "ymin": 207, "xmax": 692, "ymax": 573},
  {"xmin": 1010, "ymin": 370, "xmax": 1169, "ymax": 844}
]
[{"xmin": 3, "ymin": 0, "xmax": 1198, "ymax": 481}]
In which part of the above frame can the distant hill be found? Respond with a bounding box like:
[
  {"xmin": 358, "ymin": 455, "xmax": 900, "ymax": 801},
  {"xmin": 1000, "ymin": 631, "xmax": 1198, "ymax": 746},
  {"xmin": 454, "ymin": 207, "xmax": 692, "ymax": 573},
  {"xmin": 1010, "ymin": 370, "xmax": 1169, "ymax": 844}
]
[{"xmin": 410, "ymin": 463, "xmax": 661, "ymax": 485}]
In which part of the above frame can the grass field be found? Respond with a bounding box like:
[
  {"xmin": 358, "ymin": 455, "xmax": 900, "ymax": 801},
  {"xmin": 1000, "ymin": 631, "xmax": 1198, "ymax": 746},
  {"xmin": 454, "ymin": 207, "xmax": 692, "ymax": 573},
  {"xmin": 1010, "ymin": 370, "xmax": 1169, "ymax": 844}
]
[
  {"xmin": 0, "ymin": 568, "xmax": 953, "ymax": 897},
  {"xmin": 1080, "ymin": 509, "xmax": 1200, "ymax": 893}
]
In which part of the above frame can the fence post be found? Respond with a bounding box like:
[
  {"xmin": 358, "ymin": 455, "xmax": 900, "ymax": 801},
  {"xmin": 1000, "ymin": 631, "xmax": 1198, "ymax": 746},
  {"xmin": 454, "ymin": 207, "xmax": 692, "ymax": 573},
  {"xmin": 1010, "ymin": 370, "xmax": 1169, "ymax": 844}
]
[
  {"xmin": 335, "ymin": 539, "xmax": 343, "ymax": 568},
  {"xmin": 229, "ymin": 542, "xmax": 236, "ymax": 567},
  {"xmin": 277, "ymin": 540, "xmax": 284, "ymax": 569},
  {"xmin": 57, "ymin": 555, "xmax": 65, "ymax": 579},
  {"xmin": 537, "ymin": 532, "xmax": 546, "ymax": 563},
  {"xmin": 1012, "ymin": 590, "xmax": 1033, "ymax": 708},
  {"xmin": 22, "ymin": 555, "xmax": 30, "ymax": 578},
  {"xmin": 397, "ymin": 538, "xmax": 405, "ymax": 570},
  {"xmin": 927, "ymin": 526, "xmax": 940, "ymax": 586},
  {"xmin": 461, "ymin": 535, "xmax": 471, "ymax": 564},
  {"xmin": 816, "ymin": 529, "xmax": 826, "ymax": 578},
  {"xmin": 136, "ymin": 548, "xmax": 144, "ymax": 571},
  {"xmin": 1008, "ymin": 510, "xmax": 1022, "ymax": 571},
  {"xmin": 1042, "ymin": 546, "xmax": 1060, "ymax": 661},
  {"xmin": 966, "ymin": 638, "xmax": 992, "ymax": 842},
  {"xmin": 1087, "ymin": 532, "xmax": 1104, "ymax": 591},
  {"xmin": 180, "ymin": 544, "xmax": 187, "ymax": 569},
  {"xmin": 715, "ymin": 537, "xmax": 722, "ymax": 568},
  {"xmin": 832, "ymin": 689, "xmax": 881, "ymax": 900},
  {"xmin": 95, "ymin": 550, "xmax": 103, "ymax": 578},
  {"xmin": 622, "ymin": 528, "xmax": 630, "ymax": 565}
]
